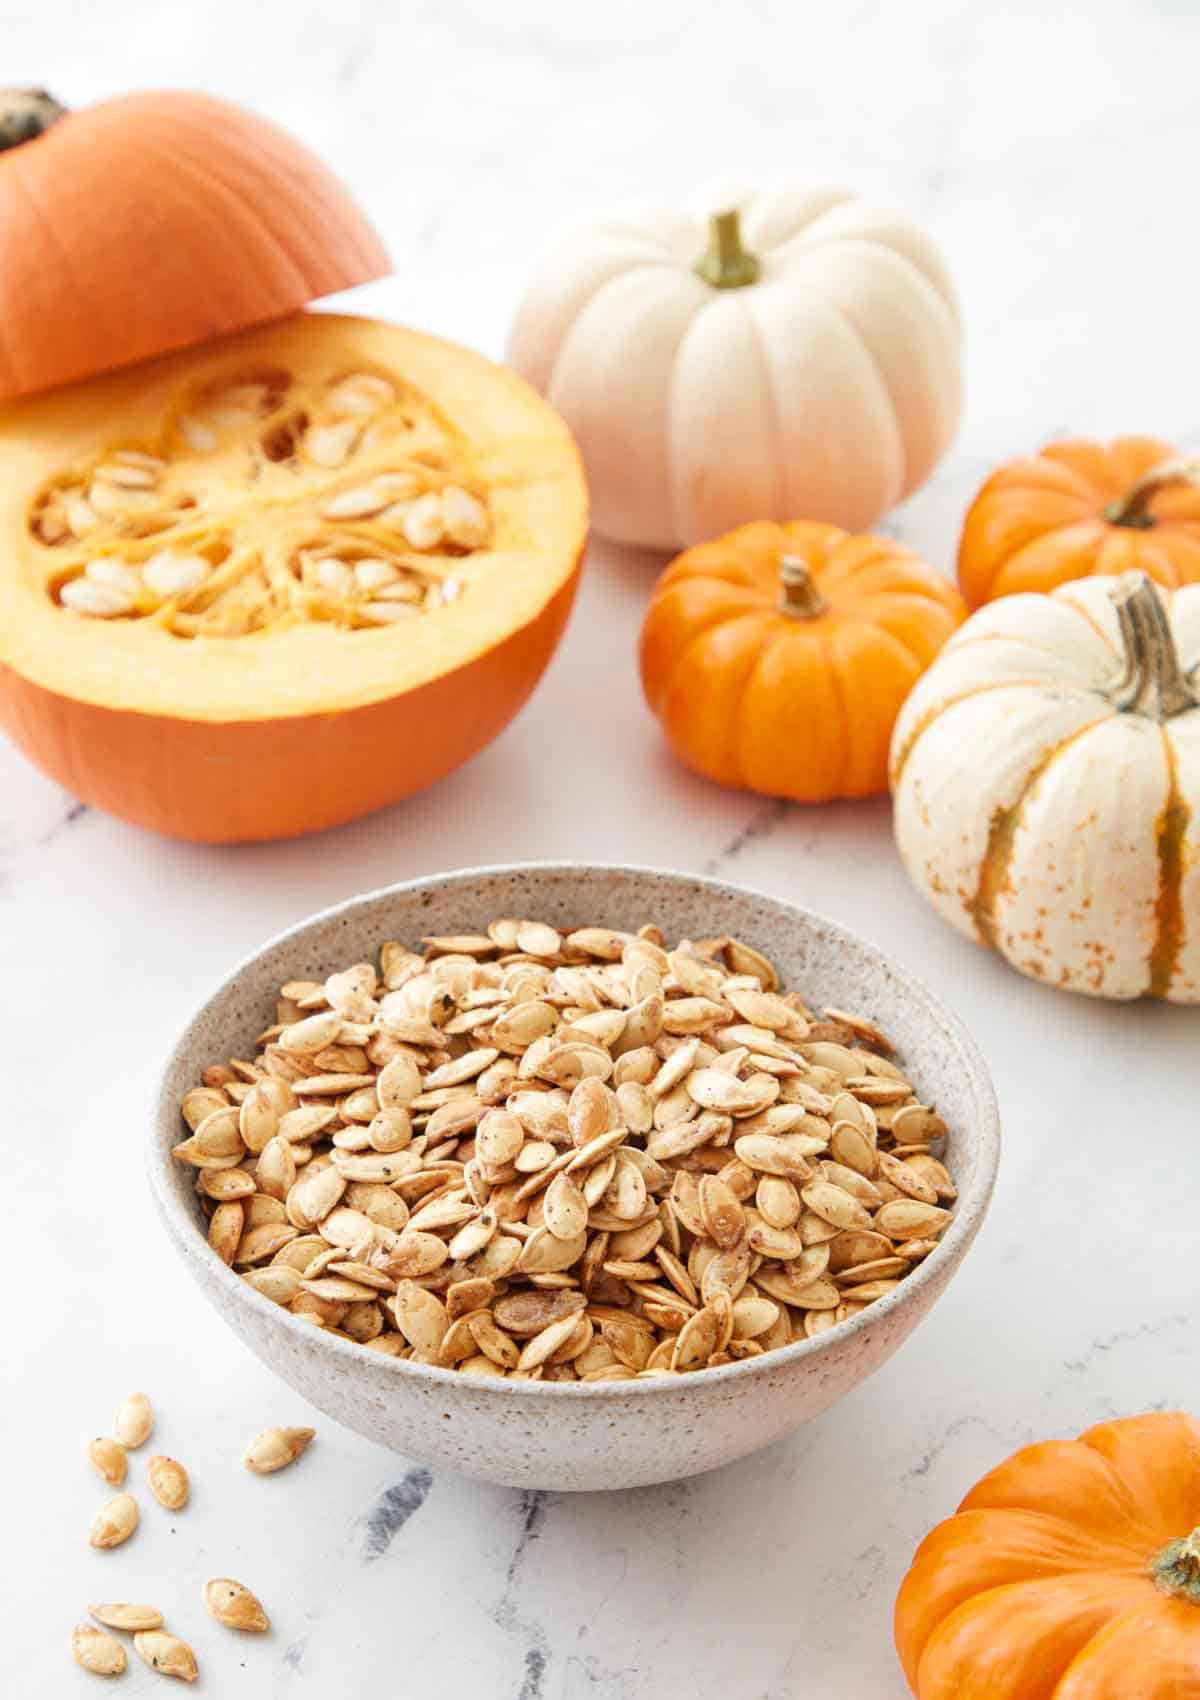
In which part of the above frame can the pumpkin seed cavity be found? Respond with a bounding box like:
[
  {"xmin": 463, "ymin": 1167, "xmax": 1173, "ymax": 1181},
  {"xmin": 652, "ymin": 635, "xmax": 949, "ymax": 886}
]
[{"xmin": 34, "ymin": 365, "xmax": 490, "ymax": 637}]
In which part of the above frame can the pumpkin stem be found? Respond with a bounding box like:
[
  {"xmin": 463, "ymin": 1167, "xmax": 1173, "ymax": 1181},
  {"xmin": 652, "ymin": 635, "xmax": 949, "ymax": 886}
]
[
  {"xmin": 695, "ymin": 209, "xmax": 761, "ymax": 290},
  {"xmin": 0, "ymin": 88, "xmax": 67, "ymax": 152},
  {"xmin": 1111, "ymin": 572, "xmax": 1196, "ymax": 720},
  {"xmin": 778, "ymin": 555, "xmax": 829, "ymax": 619},
  {"xmin": 1152, "ymin": 1526, "xmax": 1200, "ymax": 1603},
  {"xmin": 1105, "ymin": 457, "xmax": 1200, "ymax": 528}
]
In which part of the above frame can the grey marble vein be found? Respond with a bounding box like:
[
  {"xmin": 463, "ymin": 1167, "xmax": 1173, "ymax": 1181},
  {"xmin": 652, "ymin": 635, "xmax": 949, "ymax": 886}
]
[
  {"xmin": 361, "ymin": 1464, "xmax": 434, "ymax": 1560},
  {"xmin": 1064, "ymin": 1312, "xmax": 1193, "ymax": 1376},
  {"xmin": 702, "ymin": 798, "xmax": 790, "ymax": 875},
  {"xmin": 492, "ymin": 1491, "xmax": 554, "ymax": 1697}
]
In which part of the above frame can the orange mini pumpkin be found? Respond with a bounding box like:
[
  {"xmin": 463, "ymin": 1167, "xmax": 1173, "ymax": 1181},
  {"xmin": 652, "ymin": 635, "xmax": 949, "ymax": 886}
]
[
  {"xmin": 958, "ymin": 436, "xmax": 1200, "ymax": 608},
  {"xmin": 895, "ymin": 1412, "xmax": 1200, "ymax": 1700},
  {"xmin": 639, "ymin": 520, "xmax": 965, "ymax": 801},
  {"xmin": 0, "ymin": 88, "xmax": 388, "ymax": 400}
]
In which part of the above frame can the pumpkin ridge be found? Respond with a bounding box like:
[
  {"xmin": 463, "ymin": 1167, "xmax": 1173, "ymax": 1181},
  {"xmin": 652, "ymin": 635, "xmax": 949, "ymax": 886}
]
[
  {"xmin": 836, "ymin": 595, "xmax": 955, "ymax": 668},
  {"xmin": 758, "ymin": 196, "xmax": 856, "ymax": 257},
  {"xmin": 834, "ymin": 604, "xmax": 926, "ymax": 671},
  {"xmin": 814, "ymin": 546, "xmax": 925, "ymax": 593},
  {"xmin": 1041, "ymin": 438, "xmax": 1130, "ymax": 493},
  {"xmin": 967, "ymin": 713, "xmax": 1112, "ymax": 950},
  {"xmin": 984, "ymin": 461, "xmax": 1102, "ymax": 505},
  {"xmin": 7, "ymin": 150, "xmax": 98, "ymax": 393},
  {"xmin": 144, "ymin": 118, "xmax": 313, "ymax": 299},
  {"xmin": 959, "ymin": 498, "xmax": 1100, "ymax": 607},
  {"xmin": 1106, "ymin": 529, "xmax": 1188, "ymax": 588},
  {"xmin": 915, "ymin": 1574, "xmax": 1148, "ymax": 1700},
  {"xmin": 0, "ymin": 186, "xmax": 30, "ymax": 388},
  {"xmin": 770, "ymin": 281, "xmax": 906, "ymax": 526},
  {"xmin": 933, "ymin": 626, "xmax": 1104, "ymax": 669},
  {"xmin": 986, "ymin": 522, "xmax": 1111, "ymax": 602},
  {"xmin": 1048, "ymin": 1595, "xmax": 1200, "ymax": 1697},
  {"xmin": 833, "ymin": 612, "xmax": 934, "ymax": 794},
  {"xmin": 739, "ymin": 298, "xmax": 786, "ymax": 522},
  {"xmin": 1077, "ymin": 1413, "xmax": 1200, "ymax": 1539},
  {"xmin": 812, "ymin": 243, "xmax": 965, "ymax": 496},
  {"xmin": 782, "ymin": 222, "xmax": 959, "ymax": 326},
  {"xmin": 961, "ymin": 1506, "xmax": 1160, "ymax": 1569},
  {"xmin": 171, "ymin": 108, "xmax": 381, "ymax": 292},
  {"xmin": 663, "ymin": 295, "xmax": 718, "ymax": 546},
  {"xmin": 1053, "ymin": 588, "xmax": 1124, "ymax": 658},
  {"xmin": 813, "ymin": 619, "xmax": 855, "ymax": 794},
  {"xmin": 1148, "ymin": 727, "xmax": 1190, "ymax": 998},
  {"xmin": 553, "ymin": 258, "xmax": 689, "ymax": 345},
  {"xmin": 741, "ymin": 184, "xmax": 853, "ymax": 255},
  {"xmin": 806, "ymin": 286, "xmax": 908, "ymax": 499},
  {"xmin": 729, "ymin": 618, "xmax": 808, "ymax": 790},
  {"xmin": 640, "ymin": 598, "xmax": 764, "ymax": 716},
  {"xmin": 676, "ymin": 610, "xmax": 773, "ymax": 788},
  {"xmin": 831, "ymin": 235, "xmax": 961, "ymax": 329},
  {"xmin": 558, "ymin": 256, "xmax": 698, "ymax": 335},
  {"xmin": 889, "ymin": 679, "xmax": 1051, "ymax": 789},
  {"xmin": 129, "ymin": 96, "xmax": 386, "ymax": 290}
]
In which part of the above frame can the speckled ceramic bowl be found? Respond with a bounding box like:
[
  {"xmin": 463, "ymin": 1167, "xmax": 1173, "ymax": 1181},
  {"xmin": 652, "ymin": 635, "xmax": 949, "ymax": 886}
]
[{"xmin": 150, "ymin": 863, "xmax": 1000, "ymax": 1491}]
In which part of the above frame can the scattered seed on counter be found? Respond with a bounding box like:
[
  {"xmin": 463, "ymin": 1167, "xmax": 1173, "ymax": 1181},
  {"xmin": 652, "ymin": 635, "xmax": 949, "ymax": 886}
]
[
  {"xmin": 243, "ymin": 1426, "xmax": 315, "ymax": 1474},
  {"xmin": 203, "ymin": 1577, "xmax": 270, "ymax": 1632},
  {"xmin": 113, "ymin": 1393, "xmax": 153, "ymax": 1449},
  {"xmin": 89, "ymin": 1604, "xmax": 164, "ymax": 1632},
  {"xmin": 71, "ymin": 1623, "xmax": 127, "ymax": 1676},
  {"xmin": 86, "ymin": 1437, "xmax": 128, "ymax": 1486},
  {"xmin": 88, "ymin": 1494, "xmax": 139, "ymax": 1550},
  {"xmin": 133, "ymin": 1630, "xmax": 198, "ymax": 1682},
  {"xmin": 147, "ymin": 1456, "xmax": 189, "ymax": 1511}
]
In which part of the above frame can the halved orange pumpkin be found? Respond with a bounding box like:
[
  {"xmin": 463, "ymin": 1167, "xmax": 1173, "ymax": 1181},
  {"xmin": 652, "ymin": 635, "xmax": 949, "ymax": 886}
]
[{"xmin": 0, "ymin": 312, "xmax": 588, "ymax": 841}]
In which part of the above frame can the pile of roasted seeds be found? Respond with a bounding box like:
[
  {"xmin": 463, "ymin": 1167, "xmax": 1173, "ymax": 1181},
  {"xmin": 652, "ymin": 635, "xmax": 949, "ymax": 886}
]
[{"xmin": 173, "ymin": 921, "xmax": 956, "ymax": 1381}]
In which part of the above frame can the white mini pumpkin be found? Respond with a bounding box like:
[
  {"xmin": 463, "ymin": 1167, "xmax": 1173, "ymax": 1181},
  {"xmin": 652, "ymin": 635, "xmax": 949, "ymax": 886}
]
[
  {"xmin": 891, "ymin": 572, "xmax": 1200, "ymax": 1001},
  {"xmin": 508, "ymin": 180, "xmax": 962, "ymax": 549}
]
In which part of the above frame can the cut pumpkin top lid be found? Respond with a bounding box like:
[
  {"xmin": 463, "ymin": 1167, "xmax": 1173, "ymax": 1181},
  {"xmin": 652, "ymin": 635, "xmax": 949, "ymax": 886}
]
[{"xmin": 0, "ymin": 88, "xmax": 390, "ymax": 401}]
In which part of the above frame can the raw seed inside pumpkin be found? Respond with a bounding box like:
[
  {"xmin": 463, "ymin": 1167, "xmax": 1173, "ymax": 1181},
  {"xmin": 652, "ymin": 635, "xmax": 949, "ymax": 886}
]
[{"xmin": 34, "ymin": 364, "xmax": 491, "ymax": 638}]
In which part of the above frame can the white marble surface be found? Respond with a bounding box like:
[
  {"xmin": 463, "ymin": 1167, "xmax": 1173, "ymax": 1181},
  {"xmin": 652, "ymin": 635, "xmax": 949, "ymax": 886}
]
[{"xmin": 6, "ymin": 2, "xmax": 1200, "ymax": 1693}]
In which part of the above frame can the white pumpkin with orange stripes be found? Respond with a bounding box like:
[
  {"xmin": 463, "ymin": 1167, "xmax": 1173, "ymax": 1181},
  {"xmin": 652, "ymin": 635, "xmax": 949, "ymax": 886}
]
[{"xmin": 890, "ymin": 572, "xmax": 1200, "ymax": 1001}]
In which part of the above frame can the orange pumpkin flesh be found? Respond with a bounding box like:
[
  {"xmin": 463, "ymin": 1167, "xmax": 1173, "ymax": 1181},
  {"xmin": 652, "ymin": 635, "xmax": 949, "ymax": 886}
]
[
  {"xmin": 958, "ymin": 437, "xmax": 1200, "ymax": 608},
  {"xmin": 895, "ymin": 1412, "xmax": 1200, "ymax": 1700},
  {"xmin": 639, "ymin": 520, "xmax": 966, "ymax": 801},
  {"xmin": 0, "ymin": 313, "xmax": 588, "ymax": 841},
  {"xmin": 0, "ymin": 90, "xmax": 389, "ymax": 400}
]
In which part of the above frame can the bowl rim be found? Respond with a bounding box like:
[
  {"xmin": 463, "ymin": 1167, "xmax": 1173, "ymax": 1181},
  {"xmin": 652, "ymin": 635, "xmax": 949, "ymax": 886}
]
[{"xmin": 149, "ymin": 860, "xmax": 1001, "ymax": 1399}]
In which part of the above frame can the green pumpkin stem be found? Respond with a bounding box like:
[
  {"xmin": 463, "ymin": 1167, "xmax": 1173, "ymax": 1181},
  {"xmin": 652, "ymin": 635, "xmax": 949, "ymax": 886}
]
[
  {"xmin": 1105, "ymin": 456, "xmax": 1200, "ymax": 528},
  {"xmin": 778, "ymin": 555, "xmax": 828, "ymax": 619},
  {"xmin": 695, "ymin": 209, "xmax": 761, "ymax": 290},
  {"xmin": 1111, "ymin": 572, "xmax": 1195, "ymax": 720},
  {"xmin": 0, "ymin": 88, "xmax": 67, "ymax": 153},
  {"xmin": 1152, "ymin": 1526, "xmax": 1200, "ymax": 1603}
]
